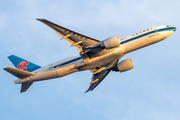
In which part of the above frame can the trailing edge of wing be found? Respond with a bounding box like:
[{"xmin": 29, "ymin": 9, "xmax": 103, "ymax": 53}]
[{"xmin": 36, "ymin": 18, "xmax": 100, "ymax": 51}]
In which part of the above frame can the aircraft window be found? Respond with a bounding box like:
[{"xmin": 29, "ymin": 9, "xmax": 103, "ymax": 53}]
[
  {"xmin": 143, "ymin": 30, "xmax": 145, "ymax": 32},
  {"xmin": 136, "ymin": 33, "xmax": 138, "ymax": 35},
  {"xmin": 147, "ymin": 29, "xmax": 149, "ymax": 31},
  {"xmin": 166, "ymin": 25, "xmax": 170, "ymax": 27}
]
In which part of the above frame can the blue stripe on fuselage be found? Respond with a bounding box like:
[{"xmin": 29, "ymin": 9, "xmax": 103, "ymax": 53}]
[
  {"xmin": 49, "ymin": 27, "xmax": 175, "ymax": 69},
  {"xmin": 49, "ymin": 57, "xmax": 82, "ymax": 69},
  {"xmin": 120, "ymin": 27, "xmax": 176, "ymax": 44}
]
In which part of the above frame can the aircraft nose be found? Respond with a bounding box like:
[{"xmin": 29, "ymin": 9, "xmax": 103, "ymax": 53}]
[
  {"xmin": 165, "ymin": 27, "xmax": 176, "ymax": 38},
  {"xmin": 173, "ymin": 27, "xmax": 176, "ymax": 32}
]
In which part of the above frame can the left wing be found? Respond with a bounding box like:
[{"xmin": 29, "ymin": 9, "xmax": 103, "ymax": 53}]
[
  {"xmin": 85, "ymin": 60, "xmax": 118, "ymax": 93},
  {"xmin": 37, "ymin": 19, "xmax": 100, "ymax": 51}
]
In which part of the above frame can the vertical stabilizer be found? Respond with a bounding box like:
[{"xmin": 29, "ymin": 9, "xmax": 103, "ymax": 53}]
[{"xmin": 8, "ymin": 55, "xmax": 41, "ymax": 72}]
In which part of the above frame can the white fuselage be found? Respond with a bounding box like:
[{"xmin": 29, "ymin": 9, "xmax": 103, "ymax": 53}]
[{"xmin": 15, "ymin": 25, "xmax": 176, "ymax": 84}]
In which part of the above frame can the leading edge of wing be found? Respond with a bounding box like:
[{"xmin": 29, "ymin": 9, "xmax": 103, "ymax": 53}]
[{"xmin": 36, "ymin": 18, "xmax": 100, "ymax": 41}]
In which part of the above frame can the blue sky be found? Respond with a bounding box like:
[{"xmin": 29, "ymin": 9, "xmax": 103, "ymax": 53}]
[{"xmin": 1, "ymin": 0, "xmax": 180, "ymax": 120}]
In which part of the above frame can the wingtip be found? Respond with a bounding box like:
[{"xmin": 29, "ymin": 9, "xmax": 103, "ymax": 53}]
[
  {"xmin": 20, "ymin": 90, "xmax": 26, "ymax": 93},
  {"xmin": 84, "ymin": 89, "xmax": 91, "ymax": 93},
  {"xmin": 36, "ymin": 18, "xmax": 46, "ymax": 21}
]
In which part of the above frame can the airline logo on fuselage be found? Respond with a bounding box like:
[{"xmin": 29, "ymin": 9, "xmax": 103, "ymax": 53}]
[{"xmin": 17, "ymin": 61, "xmax": 29, "ymax": 71}]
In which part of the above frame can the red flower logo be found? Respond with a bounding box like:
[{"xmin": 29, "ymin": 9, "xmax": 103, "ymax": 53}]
[{"xmin": 17, "ymin": 61, "xmax": 29, "ymax": 71}]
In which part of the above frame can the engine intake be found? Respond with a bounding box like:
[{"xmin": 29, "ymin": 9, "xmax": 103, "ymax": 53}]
[
  {"xmin": 101, "ymin": 36, "xmax": 120, "ymax": 49},
  {"xmin": 113, "ymin": 59, "xmax": 134, "ymax": 72}
]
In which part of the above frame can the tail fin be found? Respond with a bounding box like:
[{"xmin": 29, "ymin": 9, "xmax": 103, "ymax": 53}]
[{"xmin": 8, "ymin": 55, "xmax": 41, "ymax": 72}]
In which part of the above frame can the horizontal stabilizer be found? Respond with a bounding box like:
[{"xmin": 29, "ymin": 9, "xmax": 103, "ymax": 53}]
[
  {"xmin": 21, "ymin": 82, "xmax": 33, "ymax": 93},
  {"xmin": 3, "ymin": 67, "xmax": 35, "ymax": 79}
]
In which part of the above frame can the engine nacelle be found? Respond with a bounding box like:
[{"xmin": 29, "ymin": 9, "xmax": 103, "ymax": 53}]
[
  {"xmin": 101, "ymin": 36, "xmax": 120, "ymax": 49},
  {"xmin": 113, "ymin": 59, "xmax": 134, "ymax": 72}
]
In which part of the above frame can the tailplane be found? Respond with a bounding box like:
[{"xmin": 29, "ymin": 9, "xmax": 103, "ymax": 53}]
[
  {"xmin": 3, "ymin": 67, "xmax": 35, "ymax": 93},
  {"xmin": 21, "ymin": 83, "xmax": 33, "ymax": 93},
  {"xmin": 4, "ymin": 67, "xmax": 35, "ymax": 79},
  {"xmin": 8, "ymin": 55, "xmax": 41, "ymax": 72}
]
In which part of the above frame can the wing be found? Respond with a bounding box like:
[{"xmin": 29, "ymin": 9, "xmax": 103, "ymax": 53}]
[
  {"xmin": 37, "ymin": 19, "xmax": 100, "ymax": 51},
  {"xmin": 85, "ymin": 70, "xmax": 111, "ymax": 93},
  {"xmin": 85, "ymin": 60, "xmax": 118, "ymax": 93}
]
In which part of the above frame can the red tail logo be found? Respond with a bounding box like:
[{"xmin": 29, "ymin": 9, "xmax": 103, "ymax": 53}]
[{"xmin": 17, "ymin": 61, "xmax": 29, "ymax": 71}]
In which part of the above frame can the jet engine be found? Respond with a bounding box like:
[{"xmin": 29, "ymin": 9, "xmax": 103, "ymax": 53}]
[
  {"xmin": 100, "ymin": 36, "xmax": 120, "ymax": 49},
  {"xmin": 113, "ymin": 59, "xmax": 134, "ymax": 72}
]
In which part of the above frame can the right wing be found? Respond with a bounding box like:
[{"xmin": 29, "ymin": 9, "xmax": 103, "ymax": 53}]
[
  {"xmin": 85, "ymin": 70, "xmax": 111, "ymax": 93},
  {"xmin": 37, "ymin": 19, "xmax": 101, "ymax": 51},
  {"xmin": 85, "ymin": 60, "xmax": 118, "ymax": 93}
]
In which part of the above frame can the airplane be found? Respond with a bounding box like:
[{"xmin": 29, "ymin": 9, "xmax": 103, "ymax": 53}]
[{"xmin": 3, "ymin": 19, "xmax": 176, "ymax": 93}]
